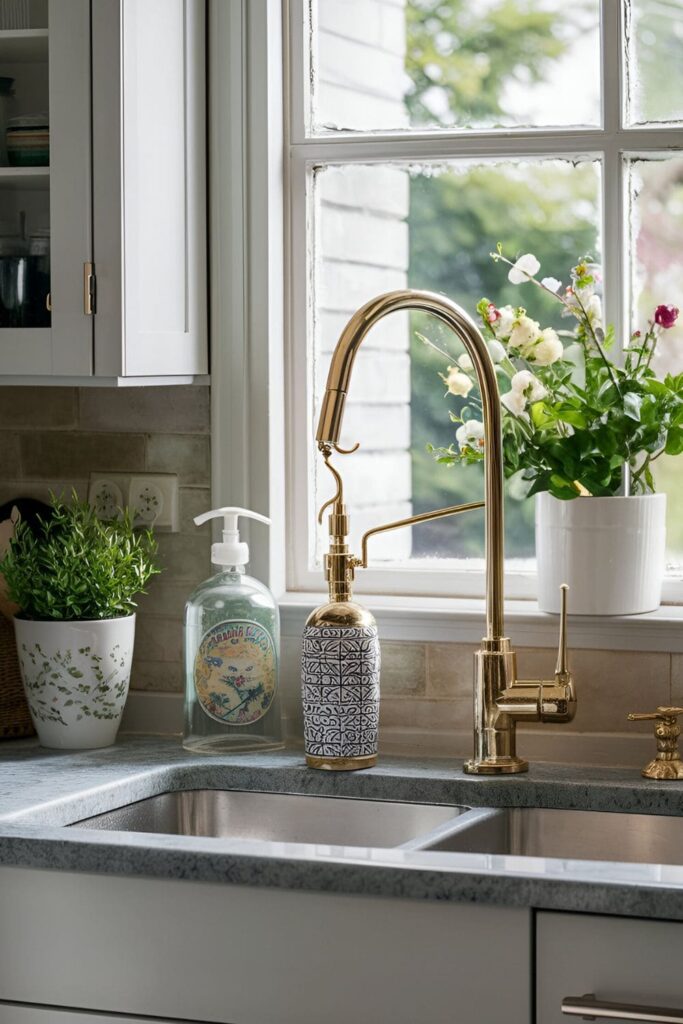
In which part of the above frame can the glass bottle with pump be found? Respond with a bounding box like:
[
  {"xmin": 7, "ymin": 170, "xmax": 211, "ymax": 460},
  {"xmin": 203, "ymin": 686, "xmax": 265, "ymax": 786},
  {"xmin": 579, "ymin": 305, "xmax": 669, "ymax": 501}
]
[{"xmin": 183, "ymin": 507, "xmax": 283, "ymax": 754}]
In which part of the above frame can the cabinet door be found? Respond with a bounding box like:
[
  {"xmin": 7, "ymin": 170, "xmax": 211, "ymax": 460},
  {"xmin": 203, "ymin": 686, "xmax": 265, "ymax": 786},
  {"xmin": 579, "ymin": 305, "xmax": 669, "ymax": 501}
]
[
  {"xmin": 92, "ymin": 0, "xmax": 207, "ymax": 379},
  {"xmin": 537, "ymin": 911, "xmax": 683, "ymax": 1023},
  {"xmin": 0, "ymin": 1004, "xmax": 190, "ymax": 1024},
  {"xmin": 0, "ymin": 0, "xmax": 92, "ymax": 377}
]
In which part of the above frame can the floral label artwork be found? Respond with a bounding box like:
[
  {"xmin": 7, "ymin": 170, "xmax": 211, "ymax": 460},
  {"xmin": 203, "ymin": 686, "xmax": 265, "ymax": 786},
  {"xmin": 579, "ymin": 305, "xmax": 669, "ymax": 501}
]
[{"xmin": 194, "ymin": 620, "xmax": 277, "ymax": 726}]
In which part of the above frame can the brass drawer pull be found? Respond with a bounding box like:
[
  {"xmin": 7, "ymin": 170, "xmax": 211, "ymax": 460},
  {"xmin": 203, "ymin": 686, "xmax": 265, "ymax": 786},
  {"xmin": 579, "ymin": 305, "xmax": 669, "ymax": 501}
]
[{"xmin": 562, "ymin": 993, "xmax": 683, "ymax": 1021}]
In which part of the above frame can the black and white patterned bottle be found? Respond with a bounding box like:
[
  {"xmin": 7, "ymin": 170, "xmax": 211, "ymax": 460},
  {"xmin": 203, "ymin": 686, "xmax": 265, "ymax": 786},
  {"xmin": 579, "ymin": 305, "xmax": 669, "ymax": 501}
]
[{"xmin": 302, "ymin": 601, "xmax": 380, "ymax": 770}]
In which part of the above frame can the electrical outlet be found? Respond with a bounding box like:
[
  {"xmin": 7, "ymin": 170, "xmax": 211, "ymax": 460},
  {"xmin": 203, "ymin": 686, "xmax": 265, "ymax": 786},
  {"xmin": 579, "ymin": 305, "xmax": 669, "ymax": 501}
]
[{"xmin": 88, "ymin": 473, "xmax": 179, "ymax": 532}]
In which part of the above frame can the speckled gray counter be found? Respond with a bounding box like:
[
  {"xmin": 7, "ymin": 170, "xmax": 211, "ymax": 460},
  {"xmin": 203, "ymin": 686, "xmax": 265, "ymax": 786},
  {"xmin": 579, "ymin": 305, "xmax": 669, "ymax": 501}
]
[{"xmin": 2, "ymin": 735, "xmax": 683, "ymax": 920}]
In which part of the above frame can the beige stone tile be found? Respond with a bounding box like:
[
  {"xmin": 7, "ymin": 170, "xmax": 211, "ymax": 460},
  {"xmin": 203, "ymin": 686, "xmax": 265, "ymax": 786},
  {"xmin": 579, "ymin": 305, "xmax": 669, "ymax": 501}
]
[
  {"xmin": 146, "ymin": 435, "xmax": 210, "ymax": 486},
  {"xmin": 426, "ymin": 643, "xmax": 477, "ymax": 699},
  {"xmin": 380, "ymin": 697, "xmax": 471, "ymax": 732},
  {"xmin": 20, "ymin": 431, "xmax": 145, "ymax": 479},
  {"xmin": 0, "ymin": 387, "xmax": 77, "ymax": 430},
  {"xmin": 0, "ymin": 479, "xmax": 88, "ymax": 506},
  {"xmin": 671, "ymin": 654, "xmax": 683, "ymax": 705},
  {"xmin": 130, "ymin": 658, "xmax": 184, "ymax": 693},
  {"xmin": 0, "ymin": 434, "xmax": 20, "ymax": 479},
  {"xmin": 380, "ymin": 642, "xmax": 426, "ymax": 696},
  {"xmin": 78, "ymin": 386, "xmax": 210, "ymax": 435},
  {"xmin": 135, "ymin": 580, "xmax": 195, "ymax": 619},
  {"xmin": 134, "ymin": 614, "xmax": 183, "ymax": 664},
  {"xmin": 516, "ymin": 646, "xmax": 670, "ymax": 733},
  {"xmin": 155, "ymin": 533, "xmax": 211, "ymax": 583},
  {"xmin": 179, "ymin": 487, "xmax": 212, "ymax": 534}
]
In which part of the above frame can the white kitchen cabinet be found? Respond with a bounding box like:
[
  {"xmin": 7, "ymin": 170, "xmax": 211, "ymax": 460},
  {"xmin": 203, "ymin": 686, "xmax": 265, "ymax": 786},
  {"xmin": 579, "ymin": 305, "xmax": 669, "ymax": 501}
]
[
  {"xmin": 537, "ymin": 910, "xmax": 683, "ymax": 1023},
  {"xmin": 0, "ymin": 0, "xmax": 207, "ymax": 385},
  {"xmin": 0, "ymin": 865, "xmax": 531, "ymax": 1024}
]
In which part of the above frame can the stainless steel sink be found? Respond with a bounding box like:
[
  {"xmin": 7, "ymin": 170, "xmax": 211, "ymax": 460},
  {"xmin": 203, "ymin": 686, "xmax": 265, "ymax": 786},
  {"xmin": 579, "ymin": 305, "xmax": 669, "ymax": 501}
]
[
  {"xmin": 420, "ymin": 806, "xmax": 683, "ymax": 866},
  {"xmin": 71, "ymin": 789, "xmax": 468, "ymax": 848}
]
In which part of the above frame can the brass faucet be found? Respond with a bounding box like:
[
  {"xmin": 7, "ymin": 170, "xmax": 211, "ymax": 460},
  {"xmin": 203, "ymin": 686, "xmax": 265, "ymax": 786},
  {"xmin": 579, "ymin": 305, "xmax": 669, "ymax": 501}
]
[{"xmin": 315, "ymin": 289, "xmax": 577, "ymax": 774}]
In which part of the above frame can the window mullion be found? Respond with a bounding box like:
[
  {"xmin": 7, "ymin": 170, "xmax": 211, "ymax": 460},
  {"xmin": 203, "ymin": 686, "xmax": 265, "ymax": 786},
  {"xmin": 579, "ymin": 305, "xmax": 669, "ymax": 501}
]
[{"xmin": 600, "ymin": 0, "xmax": 625, "ymax": 372}]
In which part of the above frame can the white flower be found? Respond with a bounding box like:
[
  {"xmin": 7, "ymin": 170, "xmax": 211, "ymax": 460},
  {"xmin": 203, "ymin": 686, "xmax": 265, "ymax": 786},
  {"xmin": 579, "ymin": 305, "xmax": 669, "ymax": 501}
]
[
  {"xmin": 509, "ymin": 314, "xmax": 541, "ymax": 353},
  {"xmin": 500, "ymin": 389, "xmax": 528, "ymax": 416},
  {"xmin": 456, "ymin": 419, "xmax": 485, "ymax": 450},
  {"xmin": 457, "ymin": 353, "xmax": 474, "ymax": 372},
  {"xmin": 492, "ymin": 304, "xmax": 515, "ymax": 339},
  {"xmin": 511, "ymin": 369, "xmax": 547, "ymax": 403},
  {"xmin": 541, "ymin": 276, "xmax": 562, "ymax": 293},
  {"xmin": 446, "ymin": 367, "xmax": 473, "ymax": 397},
  {"xmin": 508, "ymin": 253, "xmax": 540, "ymax": 285},
  {"xmin": 487, "ymin": 339, "xmax": 506, "ymax": 363},
  {"xmin": 530, "ymin": 327, "xmax": 564, "ymax": 366},
  {"xmin": 586, "ymin": 294, "xmax": 602, "ymax": 324}
]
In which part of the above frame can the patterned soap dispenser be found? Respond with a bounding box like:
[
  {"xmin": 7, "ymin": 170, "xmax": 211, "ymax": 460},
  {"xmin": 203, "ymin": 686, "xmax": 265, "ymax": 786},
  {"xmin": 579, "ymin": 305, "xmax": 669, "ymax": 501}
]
[{"xmin": 301, "ymin": 450, "xmax": 381, "ymax": 771}]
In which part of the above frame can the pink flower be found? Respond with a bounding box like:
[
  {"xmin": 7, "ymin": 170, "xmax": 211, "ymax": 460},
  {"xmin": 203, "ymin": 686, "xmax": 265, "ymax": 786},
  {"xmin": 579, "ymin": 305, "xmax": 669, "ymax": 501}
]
[
  {"xmin": 654, "ymin": 304, "xmax": 679, "ymax": 329},
  {"xmin": 486, "ymin": 303, "xmax": 500, "ymax": 324}
]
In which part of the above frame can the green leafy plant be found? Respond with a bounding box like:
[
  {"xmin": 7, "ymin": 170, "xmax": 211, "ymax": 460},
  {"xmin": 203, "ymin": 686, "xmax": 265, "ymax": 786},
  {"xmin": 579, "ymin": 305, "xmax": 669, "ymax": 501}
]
[
  {"xmin": 427, "ymin": 247, "xmax": 683, "ymax": 499},
  {"xmin": 0, "ymin": 494, "xmax": 160, "ymax": 621}
]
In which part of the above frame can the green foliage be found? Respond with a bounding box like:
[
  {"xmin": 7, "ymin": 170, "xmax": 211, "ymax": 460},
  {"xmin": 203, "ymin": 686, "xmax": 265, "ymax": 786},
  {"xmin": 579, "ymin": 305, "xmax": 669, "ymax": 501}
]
[
  {"xmin": 405, "ymin": 0, "xmax": 568, "ymax": 128},
  {"xmin": 429, "ymin": 251, "xmax": 683, "ymax": 501},
  {"xmin": 1, "ymin": 494, "xmax": 160, "ymax": 621}
]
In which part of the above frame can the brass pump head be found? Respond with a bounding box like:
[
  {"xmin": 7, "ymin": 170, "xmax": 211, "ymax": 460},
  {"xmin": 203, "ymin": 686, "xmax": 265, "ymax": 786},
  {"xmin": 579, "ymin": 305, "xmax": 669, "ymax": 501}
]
[
  {"xmin": 317, "ymin": 442, "xmax": 484, "ymax": 604},
  {"xmin": 628, "ymin": 706, "xmax": 683, "ymax": 780}
]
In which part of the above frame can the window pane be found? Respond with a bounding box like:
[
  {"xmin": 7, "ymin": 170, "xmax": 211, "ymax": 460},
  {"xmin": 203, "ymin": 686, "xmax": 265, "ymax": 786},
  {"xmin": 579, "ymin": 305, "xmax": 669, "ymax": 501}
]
[
  {"xmin": 628, "ymin": 156, "xmax": 683, "ymax": 570},
  {"xmin": 312, "ymin": 159, "xmax": 601, "ymax": 567},
  {"xmin": 311, "ymin": 0, "xmax": 601, "ymax": 133},
  {"xmin": 625, "ymin": 0, "xmax": 683, "ymax": 126}
]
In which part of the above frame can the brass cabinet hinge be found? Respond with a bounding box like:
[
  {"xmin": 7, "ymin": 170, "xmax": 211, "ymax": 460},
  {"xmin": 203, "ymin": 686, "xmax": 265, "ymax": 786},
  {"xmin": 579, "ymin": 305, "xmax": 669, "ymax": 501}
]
[{"xmin": 83, "ymin": 261, "xmax": 96, "ymax": 315}]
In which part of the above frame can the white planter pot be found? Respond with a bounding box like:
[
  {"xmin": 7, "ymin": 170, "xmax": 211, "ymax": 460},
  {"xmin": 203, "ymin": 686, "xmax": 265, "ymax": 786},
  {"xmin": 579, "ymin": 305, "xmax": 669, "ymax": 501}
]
[
  {"xmin": 14, "ymin": 614, "xmax": 135, "ymax": 749},
  {"xmin": 536, "ymin": 493, "xmax": 667, "ymax": 616}
]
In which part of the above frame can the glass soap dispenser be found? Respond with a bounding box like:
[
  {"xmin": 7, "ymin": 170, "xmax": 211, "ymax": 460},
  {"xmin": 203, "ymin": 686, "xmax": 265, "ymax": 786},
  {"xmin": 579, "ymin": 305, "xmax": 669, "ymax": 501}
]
[{"xmin": 183, "ymin": 507, "xmax": 283, "ymax": 754}]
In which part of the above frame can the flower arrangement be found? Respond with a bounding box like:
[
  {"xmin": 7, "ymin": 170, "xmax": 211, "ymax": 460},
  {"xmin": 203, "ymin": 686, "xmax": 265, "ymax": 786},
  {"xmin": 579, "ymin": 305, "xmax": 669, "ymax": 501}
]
[{"xmin": 428, "ymin": 248, "xmax": 682, "ymax": 500}]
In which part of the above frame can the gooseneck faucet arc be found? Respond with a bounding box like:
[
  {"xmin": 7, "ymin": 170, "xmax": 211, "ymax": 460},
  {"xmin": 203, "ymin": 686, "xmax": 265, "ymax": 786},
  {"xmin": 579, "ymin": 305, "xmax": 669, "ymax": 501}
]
[{"xmin": 315, "ymin": 289, "xmax": 577, "ymax": 775}]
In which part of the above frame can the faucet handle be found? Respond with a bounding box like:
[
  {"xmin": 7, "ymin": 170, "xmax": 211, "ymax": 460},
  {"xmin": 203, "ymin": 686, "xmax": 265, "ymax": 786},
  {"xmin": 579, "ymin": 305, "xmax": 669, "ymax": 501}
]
[
  {"xmin": 627, "ymin": 707, "xmax": 683, "ymax": 780},
  {"xmin": 554, "ymin": 583, "xmax": 569, "ymax": 680}
]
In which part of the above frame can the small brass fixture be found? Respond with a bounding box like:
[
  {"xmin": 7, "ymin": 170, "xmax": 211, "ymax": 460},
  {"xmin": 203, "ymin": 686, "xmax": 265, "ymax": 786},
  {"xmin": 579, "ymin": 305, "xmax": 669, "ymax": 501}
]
[
  {"xmin": 628, "ymin": 707, "xmax": 683, "ymax": 780},
  {"xmin": 315, "ymin": 289, "xmax": 577, "ymax": 774}
]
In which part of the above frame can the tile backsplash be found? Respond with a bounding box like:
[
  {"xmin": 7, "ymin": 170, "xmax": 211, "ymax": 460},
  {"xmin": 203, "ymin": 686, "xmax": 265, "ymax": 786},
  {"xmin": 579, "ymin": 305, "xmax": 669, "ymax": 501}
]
[
  {"xmin": 0, "ymin": 385, "xmax": 212, "ymax": 695},
  {"xmin": 0, "ymin": 384, "xmax": 676, "ymax": 763}
]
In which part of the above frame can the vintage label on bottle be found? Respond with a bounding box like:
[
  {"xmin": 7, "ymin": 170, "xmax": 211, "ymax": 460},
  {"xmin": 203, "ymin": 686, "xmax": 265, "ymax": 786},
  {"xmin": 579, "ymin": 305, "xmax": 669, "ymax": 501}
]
[{"xmin": 194, "ymin": 619, "xmax": 277, "ymax": 726}]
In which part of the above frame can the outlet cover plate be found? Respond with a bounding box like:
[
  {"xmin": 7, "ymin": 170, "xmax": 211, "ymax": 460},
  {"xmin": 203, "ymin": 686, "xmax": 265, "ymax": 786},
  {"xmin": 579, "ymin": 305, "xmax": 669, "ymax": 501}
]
[{"xmin": 88, "ymin": 473, "xmax": 179, "ymax": 532}]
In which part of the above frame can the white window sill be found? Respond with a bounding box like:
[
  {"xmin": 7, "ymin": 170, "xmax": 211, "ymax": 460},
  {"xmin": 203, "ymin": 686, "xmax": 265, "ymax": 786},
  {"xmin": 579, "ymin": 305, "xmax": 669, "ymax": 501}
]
[{"xmin": 279, "ymin": 592, "xmax": 683, "ymax": 652}]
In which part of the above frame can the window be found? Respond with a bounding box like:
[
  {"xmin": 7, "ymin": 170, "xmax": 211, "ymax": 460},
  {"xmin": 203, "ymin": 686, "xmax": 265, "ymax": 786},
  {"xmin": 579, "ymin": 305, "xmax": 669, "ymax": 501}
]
[{"xmin": 286, "ymin": 0, "xmax": 683, "ymax": 599}]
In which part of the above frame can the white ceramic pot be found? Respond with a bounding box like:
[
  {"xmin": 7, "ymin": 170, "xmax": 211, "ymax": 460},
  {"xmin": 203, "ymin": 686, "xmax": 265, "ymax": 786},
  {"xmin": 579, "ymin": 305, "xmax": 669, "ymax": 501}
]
[
  {"xmin": 536, "ymin": 493, "xmax": 667, "ymax": 616},
  {"xmin": 13, "ymin": 614, "xmax": 135, "ymax": 749}
]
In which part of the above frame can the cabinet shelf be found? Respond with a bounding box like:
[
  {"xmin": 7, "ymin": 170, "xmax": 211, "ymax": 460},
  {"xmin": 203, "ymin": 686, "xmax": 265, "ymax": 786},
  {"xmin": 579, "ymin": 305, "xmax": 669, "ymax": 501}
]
[
  {"xmin": 0, "ymin": 166, "xmax": 49, "ymax": 188},
  {"xmin": 0, "ymin": 28, "xmax": 48, "ymax": 63}
]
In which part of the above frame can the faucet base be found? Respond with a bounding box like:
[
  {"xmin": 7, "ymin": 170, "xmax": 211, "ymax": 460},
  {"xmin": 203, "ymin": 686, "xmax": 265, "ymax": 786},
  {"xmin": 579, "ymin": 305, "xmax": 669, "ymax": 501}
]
[{"xmin": 463, "ymin": 755, "xmax": 529, "ymax": 775}]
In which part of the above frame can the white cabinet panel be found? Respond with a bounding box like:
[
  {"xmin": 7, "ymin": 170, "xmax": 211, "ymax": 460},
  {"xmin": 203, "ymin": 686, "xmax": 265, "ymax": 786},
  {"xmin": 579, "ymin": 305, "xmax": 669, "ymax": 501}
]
[
  {"xmin": 92, "ymin": 0, "xmax": 207, "ymax": 379},
  {"xmin": 537, "ymin": 911, "xmax": 683, "ymax": 1023},
  {"xmin": 0, "ymin": 866, "xmax": 530, "ymax": 1024},
  {"xmin": 0, "ymin": 1004, "xmax": 185, "ymax": 1024}
]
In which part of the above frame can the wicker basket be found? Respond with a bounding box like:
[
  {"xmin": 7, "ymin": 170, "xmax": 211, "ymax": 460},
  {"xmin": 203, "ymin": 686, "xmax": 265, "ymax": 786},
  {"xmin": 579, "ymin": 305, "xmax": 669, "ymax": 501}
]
[{"xmin": 0, "ymin": 613, "xmax": 34, "ymax": 739}]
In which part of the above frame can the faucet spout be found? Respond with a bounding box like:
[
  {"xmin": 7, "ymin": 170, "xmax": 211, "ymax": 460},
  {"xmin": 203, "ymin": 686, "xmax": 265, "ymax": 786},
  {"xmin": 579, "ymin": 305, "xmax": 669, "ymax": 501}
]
[{"xmin": 316, "ymin": 288, "xmax": 505, "ymax": 641}]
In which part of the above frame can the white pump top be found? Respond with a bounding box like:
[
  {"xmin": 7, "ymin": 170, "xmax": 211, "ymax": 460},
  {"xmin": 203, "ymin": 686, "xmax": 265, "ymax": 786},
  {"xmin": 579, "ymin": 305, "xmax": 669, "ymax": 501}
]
[{"xmin": 193, "ymin": 506, "xmax": 271, "ymax": 568}]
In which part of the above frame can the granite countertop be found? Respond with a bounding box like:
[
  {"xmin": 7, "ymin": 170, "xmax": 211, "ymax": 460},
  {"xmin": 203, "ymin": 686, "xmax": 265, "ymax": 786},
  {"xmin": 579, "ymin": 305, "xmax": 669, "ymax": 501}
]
[{"xmin": 2, "ymin": 735, "xmax": 683, "ymax": 920}]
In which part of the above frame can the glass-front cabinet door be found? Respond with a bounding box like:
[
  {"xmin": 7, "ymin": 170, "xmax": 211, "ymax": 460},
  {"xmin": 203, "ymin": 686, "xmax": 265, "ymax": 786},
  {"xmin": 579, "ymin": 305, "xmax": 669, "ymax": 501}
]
[{"xmin": 0, "ymin": 0, "xmax": 91, "ymax": 376}]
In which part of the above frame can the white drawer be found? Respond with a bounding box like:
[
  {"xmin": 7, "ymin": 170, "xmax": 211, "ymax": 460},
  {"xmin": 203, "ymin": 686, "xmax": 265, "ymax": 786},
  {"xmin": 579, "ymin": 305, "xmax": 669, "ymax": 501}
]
[{"xmin": 537, "ymin": 911, "xmax": 683, "ymax": 1023}]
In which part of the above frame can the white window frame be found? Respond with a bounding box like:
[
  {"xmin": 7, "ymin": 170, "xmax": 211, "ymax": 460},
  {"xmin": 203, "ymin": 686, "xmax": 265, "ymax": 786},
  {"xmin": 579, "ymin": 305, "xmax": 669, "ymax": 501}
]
[
  {"xmin": 208, "ymin": 0, "xmax": 683, "ymax": 652},
  {"xmin": 284, "ymin": 0, "xmax": 683, "ymax": 604}
]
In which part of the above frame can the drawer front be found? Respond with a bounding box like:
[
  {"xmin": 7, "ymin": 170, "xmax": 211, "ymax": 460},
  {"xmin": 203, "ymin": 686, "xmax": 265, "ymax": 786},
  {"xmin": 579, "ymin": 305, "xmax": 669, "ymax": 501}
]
[
  {"xmin": 537, "ymin": 911, "xmax": 683, "ymax": 1023},
  {"xmin": 0, "ymin": 1005, "xmax": 185, "ymax": 1024}
]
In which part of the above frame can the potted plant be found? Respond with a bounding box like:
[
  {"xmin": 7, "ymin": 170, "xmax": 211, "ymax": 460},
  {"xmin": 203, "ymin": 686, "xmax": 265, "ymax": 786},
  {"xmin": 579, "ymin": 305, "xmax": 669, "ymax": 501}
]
[
  {"xmin": 0, "ymin": 494, "xmax": 159, "ymax": 748},
  {"xmin": 427, "ymin": 249, "xmax": 682, "ymax": 615}
]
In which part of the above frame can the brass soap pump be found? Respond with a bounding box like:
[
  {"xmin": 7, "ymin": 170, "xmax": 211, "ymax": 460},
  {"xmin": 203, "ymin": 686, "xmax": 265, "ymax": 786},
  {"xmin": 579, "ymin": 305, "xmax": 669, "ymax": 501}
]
[{"xmin": 301, "ymin": 443, "xmax": 482, "ymax": 771}]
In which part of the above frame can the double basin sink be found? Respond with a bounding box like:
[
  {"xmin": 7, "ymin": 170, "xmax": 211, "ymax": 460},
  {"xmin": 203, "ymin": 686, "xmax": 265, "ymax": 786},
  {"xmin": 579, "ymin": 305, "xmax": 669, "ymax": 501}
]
[{"xmin": 72, "ymin": 789, "xmax": 683, "ymax": 866}]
